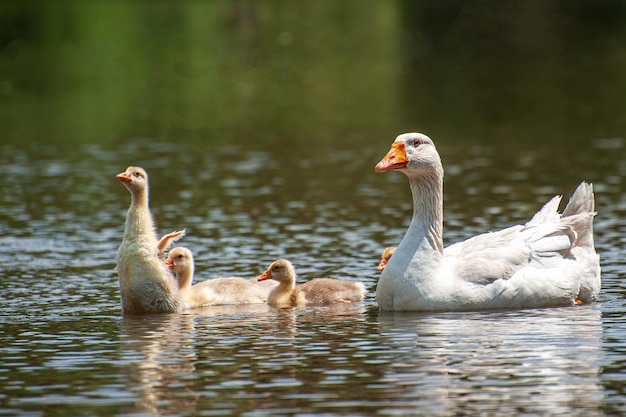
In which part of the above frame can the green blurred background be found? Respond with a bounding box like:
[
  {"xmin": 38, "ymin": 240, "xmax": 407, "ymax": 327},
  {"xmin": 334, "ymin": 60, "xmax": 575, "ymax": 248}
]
[{"xmin": 1, "ymin": 0, "xmax": 625, "ymax": 147}]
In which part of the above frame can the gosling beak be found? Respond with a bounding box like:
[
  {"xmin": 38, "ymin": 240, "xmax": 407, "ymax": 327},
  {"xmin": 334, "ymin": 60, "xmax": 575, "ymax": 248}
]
[
  {"xmin": 257, "ymin": 269, "xmax": 272, "ymax": 282},
  {"xmin": 377, "ymin": 258, "xmax": 389, "ymax": 271},
  {"xmin": 116, "ymin": 172, "xmax": 132, "ymax": 183},
  {"xmin": 165, "ymin": 258, "xmax": 174, "ymax": 269}
]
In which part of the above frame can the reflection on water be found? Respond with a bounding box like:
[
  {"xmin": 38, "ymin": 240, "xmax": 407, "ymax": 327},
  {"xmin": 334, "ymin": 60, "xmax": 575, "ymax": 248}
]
[
  {"xmin": 13, "ymin": 304, "xmax": 603, "ymax": 416},
  {"xmin": 378, "ymin": 308, "xmax": 604, "ymax": 416},
  {"xmin": 118, "ymin": 305, "xmax": 373, "ymax": 416},
  {"xmin": 120, "ymin": 313, "xmax": 200, "ymax": 416}
]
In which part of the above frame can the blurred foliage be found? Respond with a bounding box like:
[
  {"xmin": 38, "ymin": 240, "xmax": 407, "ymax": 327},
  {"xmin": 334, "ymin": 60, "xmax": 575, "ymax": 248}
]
[
  {"xmin": 0, "ymin": 0, "xmax": 399, "ymax": 145},
  {"xmin": 0, "ymin": 0, "xmax": 625, "ymax": 147},
  {"xmin": 400, "ymin": 0, "xmax": 626, "ymax": 143}
]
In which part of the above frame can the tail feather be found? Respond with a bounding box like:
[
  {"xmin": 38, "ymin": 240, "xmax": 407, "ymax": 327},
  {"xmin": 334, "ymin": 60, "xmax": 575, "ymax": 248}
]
[
  {"xmin": 562, "ymin": 182, "xmax": 594, "ymax": 217},
  {"xmin": 526, "ymin": 195, "xmax": 562, "ymax": 226},
  {"xmin": 562, "ymin": 182, "xmax": 595, "ymax": 248}
]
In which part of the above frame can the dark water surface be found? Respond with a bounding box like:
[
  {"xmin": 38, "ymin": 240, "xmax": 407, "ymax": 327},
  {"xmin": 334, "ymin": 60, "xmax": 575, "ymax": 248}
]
[{"xmin": 1, "ymin": 1, "xmax": 626, "ymax": 416}]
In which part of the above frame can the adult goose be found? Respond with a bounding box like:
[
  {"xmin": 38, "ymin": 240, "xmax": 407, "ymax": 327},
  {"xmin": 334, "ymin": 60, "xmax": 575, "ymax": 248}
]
[
  {"xmin": 116, "ymin": 166, "xmax": 184, "ymax": 314},
  {"xmin": 258, "ymin": 259, "xmax": 366, "ymax": 308},
  {"xmin": 374, "ymin": 133, "xmax": 601, "ymax": 311}
]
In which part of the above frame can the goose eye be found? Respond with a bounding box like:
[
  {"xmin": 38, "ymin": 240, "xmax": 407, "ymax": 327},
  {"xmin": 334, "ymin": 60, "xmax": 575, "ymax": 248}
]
[{"xmin": 412, "ymin": 140, "xmax": 422, "ymax": 148}]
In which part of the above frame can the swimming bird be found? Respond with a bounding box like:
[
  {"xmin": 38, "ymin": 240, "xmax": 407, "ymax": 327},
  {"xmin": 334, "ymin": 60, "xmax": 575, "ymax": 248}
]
[
  {"xmin": 377, "ymin": 246, "xmax": 396, "ymax": 271},
  {"xmin": 374, "ymin": 132, "xmax": 601, "ymax": 311},
  {"xmin": 116, "ymin": 166, "xmax": 183, "ymax": 314},
  {"xmin": 165, "ymin": 247, "xmax": 275, "ymax": 307},
  {"xmin": 257, "ymin": 259, "xmax": 366, "ymax": 308}
]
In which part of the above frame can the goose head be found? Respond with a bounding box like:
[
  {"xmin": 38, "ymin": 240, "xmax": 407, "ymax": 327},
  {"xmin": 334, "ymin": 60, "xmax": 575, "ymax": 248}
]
[
  {"xmin": 375, "ymin": 133, "xmax": 442, "ymax": 177},
  {"xmin": 165, "ymin": 247, "xmax": 193, "ymax": 275},
  {"xmin": 116, "ymin": 166, "xmax": 149, "ymax": 194},
  {"xmin": 377, "ymin": 246, "xmax": 396, "ymax": 271},
  {"xmin": 258, "ymin": 259, "xmax": 296, "ymax": 287}
]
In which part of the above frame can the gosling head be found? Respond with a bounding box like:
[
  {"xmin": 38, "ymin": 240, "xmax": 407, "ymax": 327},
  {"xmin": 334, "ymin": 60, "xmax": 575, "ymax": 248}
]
[
  {"xmin": 165, "ymin": 247, "xmax": 194, "ymax": 275},
  {"xmin": 116, "ymin": 166, "xmax": 149, "ymax": 194},
  {"xmin": 258, "ymin": 259, "xmax": 296, "ymax": 286},
  {"xmin": 377, "ymin": 246, "xmax": 396, "ymax": 271}
]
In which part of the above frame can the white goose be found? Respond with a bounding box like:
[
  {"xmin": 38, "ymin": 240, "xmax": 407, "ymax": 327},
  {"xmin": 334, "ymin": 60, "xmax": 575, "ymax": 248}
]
[
  {"xmin": 374, "ymin": 133, "xmax": 601, "ymax": 311},
  {"xmin": 116, "ymin": 166, "xmax": 184, "ymax": 314}
]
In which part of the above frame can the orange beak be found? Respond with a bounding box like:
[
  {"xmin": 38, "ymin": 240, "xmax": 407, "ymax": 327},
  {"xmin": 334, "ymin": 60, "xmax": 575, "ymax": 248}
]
[
  {"xmin": 257, "ymin": 269, "xmax": 272, "ymax": 282},
  {"xmin": 116, "ymin": 172, "xmax": 132, "ymax": 183},
  {"xmin": 375, "ymin": 141, "xmax": 408, "ymax": 172},
  {"xmin": 376, "ymin": 258, "xmax": 389, "ymax": 271}
]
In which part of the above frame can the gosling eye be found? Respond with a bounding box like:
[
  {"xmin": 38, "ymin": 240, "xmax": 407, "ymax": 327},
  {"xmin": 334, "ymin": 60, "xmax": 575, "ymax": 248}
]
[
  {"xmin": 273, "ymin": 265, "xmax": 280, "ymax": 271},
  {"xmin": 177, "ymin": 254, "xmax": 184, "ymax": 260}
]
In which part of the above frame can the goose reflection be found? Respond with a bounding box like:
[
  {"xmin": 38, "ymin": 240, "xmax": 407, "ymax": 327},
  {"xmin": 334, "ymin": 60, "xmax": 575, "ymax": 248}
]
[
  {"xmin": 119, "ymin": 312, "xmax": 199, "ymax": 415},
  {"xmin": 116, "ymin": 304, "xmax": 310, "ymax": 415},
  {"xmin": 377, "ymin": 306, "xmax": 603, "ymax": 416}
]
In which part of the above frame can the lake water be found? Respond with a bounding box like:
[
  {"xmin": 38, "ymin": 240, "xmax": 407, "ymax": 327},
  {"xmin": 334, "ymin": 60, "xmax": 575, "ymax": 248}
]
[{"xmin": 1, "ymin": 1, "xmax": 626, "ymax": 416}]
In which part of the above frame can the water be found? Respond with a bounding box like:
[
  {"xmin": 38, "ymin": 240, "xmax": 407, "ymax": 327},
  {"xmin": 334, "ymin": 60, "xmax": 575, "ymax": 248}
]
[
  {"xmin": 1, "ymin": 1, "xmax": 626, "ymax": 416},
  {"xmin": 1, "ymin": 137, "xmax": 625, "ymax": 416}
]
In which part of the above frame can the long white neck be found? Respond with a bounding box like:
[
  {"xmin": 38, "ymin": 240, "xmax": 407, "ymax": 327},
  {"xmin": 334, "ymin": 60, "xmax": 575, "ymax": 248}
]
[
  {"xmin": 407, "ymin": 171, "xmax": 444, "ymax": 254},
  {"xmin": 384, "ymin": 171, "xmax": 444, "ymax": 282}
]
